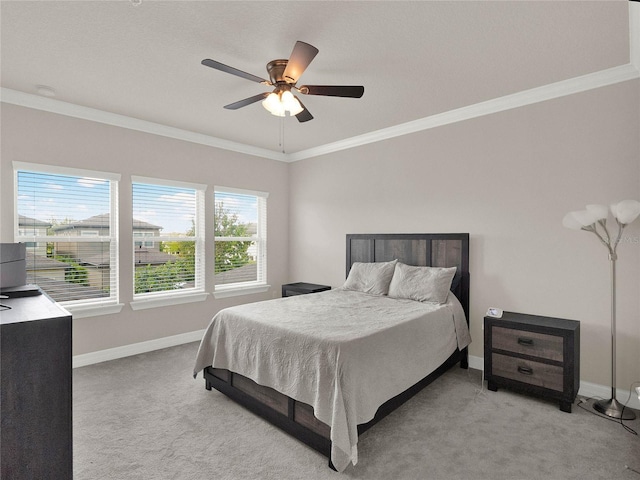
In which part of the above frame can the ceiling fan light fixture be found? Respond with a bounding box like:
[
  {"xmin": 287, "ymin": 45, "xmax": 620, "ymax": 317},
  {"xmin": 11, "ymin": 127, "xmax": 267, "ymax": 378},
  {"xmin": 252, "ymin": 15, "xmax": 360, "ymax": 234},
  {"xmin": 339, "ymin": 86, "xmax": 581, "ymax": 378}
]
[
  {"xmin": 202, "ymin": 40, "xmax": 364, "ymax": 122},
  {"xmin": 281, "ymin": 90, "xmax": 304, "ymax": 116},
  {"xmin": 262, "ymin": 89, "xmax": 303, "ymax": 117},
  {"xmin": 262, "ymin": 92, "xmax": 285, "ymax": 117}
]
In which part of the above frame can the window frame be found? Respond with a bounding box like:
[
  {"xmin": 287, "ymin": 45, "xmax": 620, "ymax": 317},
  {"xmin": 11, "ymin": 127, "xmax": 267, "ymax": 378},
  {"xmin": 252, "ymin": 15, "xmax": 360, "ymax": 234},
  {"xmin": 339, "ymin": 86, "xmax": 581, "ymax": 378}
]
[
  {"xmin": 129, "ymin": 175, "xmax": 208, "ymax": 310},
  {"xmin": 213, "ymin": 186, "xmax": 269, "ymax": 298},
  {"xmin": 13, "ymin": 161, "xmax": 123, "ymax": 318}
]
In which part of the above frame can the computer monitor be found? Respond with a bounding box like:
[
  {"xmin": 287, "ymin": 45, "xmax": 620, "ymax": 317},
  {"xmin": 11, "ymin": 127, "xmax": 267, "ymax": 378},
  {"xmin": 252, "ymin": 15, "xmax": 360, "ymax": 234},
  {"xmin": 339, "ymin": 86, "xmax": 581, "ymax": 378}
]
[{"xmin": 0, "ymin": 243, "xmax": 27, "ymax": 289}]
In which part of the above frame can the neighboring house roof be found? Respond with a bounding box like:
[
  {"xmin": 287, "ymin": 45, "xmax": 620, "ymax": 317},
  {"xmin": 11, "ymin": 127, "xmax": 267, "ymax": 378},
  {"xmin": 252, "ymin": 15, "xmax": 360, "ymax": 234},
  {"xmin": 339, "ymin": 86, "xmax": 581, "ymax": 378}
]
[
  {"xmin": 18, "ymin": 214, "xmax": 52, "ymax": 228},
  {"xmin": 81, "ymin": 250, "xmax": 177, "ymax": 267},
  {"xmin": 51, "ymin": 213, "xmax": 110, "ymax": 232},
  {"xmin": 31, "ymin": 276, "xmax": 109, "ymax": 302},
  {"xmin": 25, "ymin": 252, "xmax": 69, "ymax": 271},
  {"xmin": 25, "ymin": 255, "xmax": 108, "ymax": 302},
  {"xmin": 79, "ymin": 254, "xmax": 114, "ymax": 268},
  {"xmin": 52, "ymin": 213, "xmax": 162, "ymax": 232},
  {"xmin": 134, "ymin": 249, "xmax": 177, "ymax": 266},
  {"xmin": 214, "ymin": 262, "xmax": 257, "ymax": 284},
  {"xmin": 245, "ymin": 223, "xmax": 257, "ymax": 235},
  {"xmin": 133, "ymin": 218, "xmax": 163, "ymax": 230}
]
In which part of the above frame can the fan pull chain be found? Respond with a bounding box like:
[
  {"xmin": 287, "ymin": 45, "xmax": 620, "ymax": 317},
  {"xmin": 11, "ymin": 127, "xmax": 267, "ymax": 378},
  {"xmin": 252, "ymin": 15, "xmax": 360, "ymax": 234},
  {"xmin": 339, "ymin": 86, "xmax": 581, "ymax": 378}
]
[{"xmin": 279, "ymin": 117, "xmax": 285, "ymax": 153}]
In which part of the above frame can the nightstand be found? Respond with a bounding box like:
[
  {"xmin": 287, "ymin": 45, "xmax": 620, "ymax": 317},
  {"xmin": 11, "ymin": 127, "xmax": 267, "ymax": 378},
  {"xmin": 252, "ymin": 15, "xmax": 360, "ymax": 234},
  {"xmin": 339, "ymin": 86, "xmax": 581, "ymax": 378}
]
[
  {"xmin": 484, "ymin": 312, "xmax": 580, "ymax": 413},
  {"xmin": 281, "ymin": 282, "xmax": 331, "ymax": 297}
]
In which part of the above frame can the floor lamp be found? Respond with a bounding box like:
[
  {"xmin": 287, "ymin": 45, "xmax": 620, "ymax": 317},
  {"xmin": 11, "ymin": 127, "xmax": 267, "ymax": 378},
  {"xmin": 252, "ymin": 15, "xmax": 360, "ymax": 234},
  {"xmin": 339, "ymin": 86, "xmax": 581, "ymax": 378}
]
[{"xmin": 563, "ymin": 200, "xmax": 640, "ymax": 420}]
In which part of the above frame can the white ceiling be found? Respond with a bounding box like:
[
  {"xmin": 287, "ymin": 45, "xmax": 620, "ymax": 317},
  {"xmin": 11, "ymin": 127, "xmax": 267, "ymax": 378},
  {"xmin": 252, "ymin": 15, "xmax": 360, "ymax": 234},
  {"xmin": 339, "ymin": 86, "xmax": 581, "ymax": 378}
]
[{"xmin": 0, "ymin": 1, "xmax": 634, "ymax": 158}]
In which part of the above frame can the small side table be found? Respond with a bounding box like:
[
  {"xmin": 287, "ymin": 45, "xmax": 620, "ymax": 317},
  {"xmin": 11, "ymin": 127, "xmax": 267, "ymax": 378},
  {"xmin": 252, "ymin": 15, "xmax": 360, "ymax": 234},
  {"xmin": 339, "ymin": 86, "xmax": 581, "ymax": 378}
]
[
  {"xmin": 484, "ymin": 311, "xmax": 580, "ymax": 413},
  {"xmin": 282, "ymin": 282, "xmax": 331, "ymax": 298}
]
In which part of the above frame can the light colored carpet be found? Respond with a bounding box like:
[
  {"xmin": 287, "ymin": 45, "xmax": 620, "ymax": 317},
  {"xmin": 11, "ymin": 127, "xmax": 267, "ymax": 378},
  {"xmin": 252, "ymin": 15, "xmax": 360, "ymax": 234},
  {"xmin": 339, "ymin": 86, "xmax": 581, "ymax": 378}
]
[{"xmin": 73, "ymin": 342, "xmax": 640, "ymax": 480}]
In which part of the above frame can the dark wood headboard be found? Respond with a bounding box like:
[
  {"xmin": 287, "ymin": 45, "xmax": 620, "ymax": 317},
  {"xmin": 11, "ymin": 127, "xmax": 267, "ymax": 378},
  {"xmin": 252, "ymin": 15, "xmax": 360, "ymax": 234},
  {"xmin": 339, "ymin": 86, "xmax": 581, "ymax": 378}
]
[{"xmin": 346, "ymin": 233, "xmax": 470, "ymax": 322}]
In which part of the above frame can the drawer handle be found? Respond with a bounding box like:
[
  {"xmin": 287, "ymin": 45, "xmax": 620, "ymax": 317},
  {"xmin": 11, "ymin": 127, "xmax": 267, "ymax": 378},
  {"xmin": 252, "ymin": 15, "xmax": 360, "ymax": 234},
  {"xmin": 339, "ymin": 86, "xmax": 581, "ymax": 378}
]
[
  {"xmin": 517, "ymin": 365, "xmax": 533, "ymax": 376},
  {"xmin": 517, "ymin": 337, "xmax": 534, "ymax": 347}
]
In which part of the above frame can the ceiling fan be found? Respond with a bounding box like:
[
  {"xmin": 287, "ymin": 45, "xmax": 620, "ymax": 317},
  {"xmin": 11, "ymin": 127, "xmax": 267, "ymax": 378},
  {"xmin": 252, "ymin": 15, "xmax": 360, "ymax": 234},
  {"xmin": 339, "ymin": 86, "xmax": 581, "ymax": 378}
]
[{"xmin": 201, "ymin": 41, "xmax": 364, "ymax": 123}]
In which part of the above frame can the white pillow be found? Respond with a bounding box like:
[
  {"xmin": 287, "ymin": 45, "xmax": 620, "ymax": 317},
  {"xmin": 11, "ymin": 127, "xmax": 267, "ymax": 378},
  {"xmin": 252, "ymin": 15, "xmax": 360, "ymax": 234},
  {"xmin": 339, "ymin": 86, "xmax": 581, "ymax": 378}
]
[
  {"xmin": 342, "ymin": 260, "xmax": 397, "ymax": 296},
  {"xmin": 388, "ymin": 263, "xmax": 457, "ymax": 304}
]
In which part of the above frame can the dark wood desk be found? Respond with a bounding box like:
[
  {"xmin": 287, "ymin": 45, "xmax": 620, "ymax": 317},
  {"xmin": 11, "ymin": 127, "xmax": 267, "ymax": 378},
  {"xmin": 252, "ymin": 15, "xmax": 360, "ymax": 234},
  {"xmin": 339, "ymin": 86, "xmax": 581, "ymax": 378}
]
[{"xmin": 1, "ymin": 291, "xmax": 72, "ymax": 479}]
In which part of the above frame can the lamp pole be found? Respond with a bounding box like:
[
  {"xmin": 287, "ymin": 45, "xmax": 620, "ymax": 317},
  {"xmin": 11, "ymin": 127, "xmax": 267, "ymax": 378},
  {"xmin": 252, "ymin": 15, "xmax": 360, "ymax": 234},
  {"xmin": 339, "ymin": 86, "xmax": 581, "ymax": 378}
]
[
  {"xmin": 592, "ymin": 249, "xmax": 635, "ymax": 419},
  {"xmin": 563, "ymin": 202, "xmax": 640, "ymax": 420},
  {"xmin": 591, "ymin": 251, "xmax": 634, "ymax": 419}
]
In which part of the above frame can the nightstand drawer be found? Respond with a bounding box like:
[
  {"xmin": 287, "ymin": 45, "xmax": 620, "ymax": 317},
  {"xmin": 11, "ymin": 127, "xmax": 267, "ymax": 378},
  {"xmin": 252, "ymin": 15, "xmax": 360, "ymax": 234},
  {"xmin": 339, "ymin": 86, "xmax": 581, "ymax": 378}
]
[
  {"xmin": 492, "ymin": 326, "xmax": 563, "ymax": 362},
  {"xmin": 492, "ymin": 353, "xmax": 564, "ymax": 392}
]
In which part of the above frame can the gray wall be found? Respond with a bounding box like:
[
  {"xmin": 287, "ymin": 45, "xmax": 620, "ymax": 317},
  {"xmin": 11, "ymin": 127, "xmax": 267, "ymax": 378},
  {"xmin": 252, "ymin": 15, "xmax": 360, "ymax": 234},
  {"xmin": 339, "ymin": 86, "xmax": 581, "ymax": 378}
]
[
  {"xmin": 288, "ymin": 80, "xmax": 640, "ymax": 389},
  {"xmin": 2, "ymin": 79, "xmax": 639, "ymax": 390},
  {"xmin": 0, "ymin": 103, "xmax": 289, "ymax": 355}
]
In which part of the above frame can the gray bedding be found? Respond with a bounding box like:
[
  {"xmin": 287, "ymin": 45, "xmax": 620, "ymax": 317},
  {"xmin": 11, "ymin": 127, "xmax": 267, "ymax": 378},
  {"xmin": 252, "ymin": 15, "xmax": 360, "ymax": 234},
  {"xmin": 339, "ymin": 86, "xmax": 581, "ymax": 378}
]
[{"xmin": 193, "ymin": 289, "xmax": 470, "ymax": 472}]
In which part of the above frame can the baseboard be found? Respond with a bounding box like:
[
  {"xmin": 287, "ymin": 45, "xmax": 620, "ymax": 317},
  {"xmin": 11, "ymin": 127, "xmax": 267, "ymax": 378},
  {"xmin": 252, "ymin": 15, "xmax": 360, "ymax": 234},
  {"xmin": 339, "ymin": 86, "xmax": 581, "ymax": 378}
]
[
  {"xmin": 72, "ymin": 329, "xmax": 205, "ymax": 368},
  {"xmin": 468, "ymin": 354, "xmax": 484, "ymax": 371},
  {"xmin": 578, "ymin": 380, "xmax": 640, "ymax": 411},
  {"xmin": 468, "ymin": 355, "xmax": 640, "ymax": 410}
]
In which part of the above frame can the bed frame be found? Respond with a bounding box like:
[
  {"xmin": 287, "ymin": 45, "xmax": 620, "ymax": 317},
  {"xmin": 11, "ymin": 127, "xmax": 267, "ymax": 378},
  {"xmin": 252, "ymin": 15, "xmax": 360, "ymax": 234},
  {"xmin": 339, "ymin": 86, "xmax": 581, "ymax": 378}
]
[{"xmin": 203, "ymin": 233, "xmax": 470, "ymax": 469}]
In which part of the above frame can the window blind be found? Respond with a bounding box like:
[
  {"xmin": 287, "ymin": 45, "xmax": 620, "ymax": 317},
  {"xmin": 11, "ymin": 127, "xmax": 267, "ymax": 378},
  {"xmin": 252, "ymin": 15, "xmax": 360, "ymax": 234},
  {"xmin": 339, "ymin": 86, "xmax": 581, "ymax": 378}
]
[
  {"xmin": 132, "ymin": 177, "xmax": 205, "ymax": 298},
  {"xmin": 214, "ymin": 187, "xmax": 267, "ymax": 287},
  {"xmin": 14, "ymin": 163, "xmax": 119, "ymax": 306}
]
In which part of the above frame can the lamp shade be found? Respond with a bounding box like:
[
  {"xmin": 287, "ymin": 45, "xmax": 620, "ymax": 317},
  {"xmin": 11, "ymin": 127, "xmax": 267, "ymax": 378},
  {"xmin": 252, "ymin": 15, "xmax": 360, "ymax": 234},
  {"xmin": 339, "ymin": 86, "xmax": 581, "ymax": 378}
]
[
  {"xmin": 262, "ymin": 92, "xmax": 285, "ymax": 117},
  {"xmin": 562, "ymin": 209, "xmax": 598, "ymax": 230},
  {"xmin": 562, "ymin": 212, "xmax": 584, "ymax": 230},
  {"xmin": 585, "ymin": 204, "xmax": 609, "ymax": 221},
  {"xmin": 262, "ymin": 90, "xmax": 304, "ymax": 117},
  {"xmin": 611, "ymin": 200, "xmax": 640, "ymax": 225},
  {"xmin": 280, "ymin": 91, "xmax": 304, "ymax": 116}
]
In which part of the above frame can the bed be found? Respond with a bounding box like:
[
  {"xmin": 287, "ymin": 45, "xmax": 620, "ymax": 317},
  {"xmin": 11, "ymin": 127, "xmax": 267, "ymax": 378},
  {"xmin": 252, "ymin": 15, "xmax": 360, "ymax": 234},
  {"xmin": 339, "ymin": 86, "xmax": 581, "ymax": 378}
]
[{"xmin": 193, "ymin": 233, "xmax": 470, "ymax": 472}]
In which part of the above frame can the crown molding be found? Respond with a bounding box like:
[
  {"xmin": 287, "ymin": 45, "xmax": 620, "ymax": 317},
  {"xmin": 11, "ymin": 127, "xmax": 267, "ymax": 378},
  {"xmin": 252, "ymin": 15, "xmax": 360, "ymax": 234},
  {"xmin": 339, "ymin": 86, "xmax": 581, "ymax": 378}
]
[
  {"xmin": 0, "ymin": 88, "xmax": 288, "ymax": 162},
  {"xmin": 2, "ymin": 4, "xmax": 638, "ymax": 164},
  {"xmin": 287, "ymin": 63, "xmax": 639, "ymax": 162}
]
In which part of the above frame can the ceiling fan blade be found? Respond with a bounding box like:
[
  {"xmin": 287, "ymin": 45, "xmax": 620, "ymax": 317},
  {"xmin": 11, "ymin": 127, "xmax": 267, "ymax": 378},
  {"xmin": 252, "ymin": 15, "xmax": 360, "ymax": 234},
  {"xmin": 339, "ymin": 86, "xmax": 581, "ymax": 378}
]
[
  {"xmin": 282, "ymin": 41, "xmax": 319, "ymax": 84},
  {"xmin": 295, "ymin": 97, "xmax": 313, "ymax": 123},
  {"xmin": 299, "ymin": 85, "xmax": 364, "ymax": 98},
  {"xmin": 202, "ymin": 59, "xmax": 270, "ymax": 84},
  {"xmin": 224, "ymin": 92, "xmax": 269, "ymax": 110}
]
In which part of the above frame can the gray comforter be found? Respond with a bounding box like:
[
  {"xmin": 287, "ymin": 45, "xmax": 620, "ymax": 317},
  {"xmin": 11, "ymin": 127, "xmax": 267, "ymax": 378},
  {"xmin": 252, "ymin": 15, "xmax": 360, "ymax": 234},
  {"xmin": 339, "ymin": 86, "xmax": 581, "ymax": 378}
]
[{"xmin": 193, "ymin": 289, "xmax": 471, "ymax": 472}]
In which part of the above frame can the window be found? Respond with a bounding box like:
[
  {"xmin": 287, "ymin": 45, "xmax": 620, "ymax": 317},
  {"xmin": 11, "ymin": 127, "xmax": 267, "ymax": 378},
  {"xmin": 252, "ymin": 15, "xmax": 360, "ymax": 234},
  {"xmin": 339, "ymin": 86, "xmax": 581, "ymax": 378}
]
[
  {"xmin": 131, "ymin": 176, "xmax": 205, "ymax": 304},
  {"xmin": 133, "ymin": 232, "xmax": 154, "ymax": 249},
  {"xmin": 14, "ymin": 162, "xmax": 120, "ymax": 314},
  {"xmin": 214, "ymin": 187, "xmax": 268, "ymax": 295}
]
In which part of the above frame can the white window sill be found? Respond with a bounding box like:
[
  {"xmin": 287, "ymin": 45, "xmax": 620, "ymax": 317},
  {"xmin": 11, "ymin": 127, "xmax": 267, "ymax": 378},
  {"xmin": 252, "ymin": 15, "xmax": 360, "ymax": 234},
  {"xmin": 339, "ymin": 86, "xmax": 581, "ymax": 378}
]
[
  {"xmin": 213, "ymin": 284, "xmax": 270, "ymax": 299},
  {"xmin": 65, "ymin": 303, "xmax": 125, "ymax": 319},
  {"xmin": 130, "ymin": 292, "xmax": 209, "ymax": 311}
]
